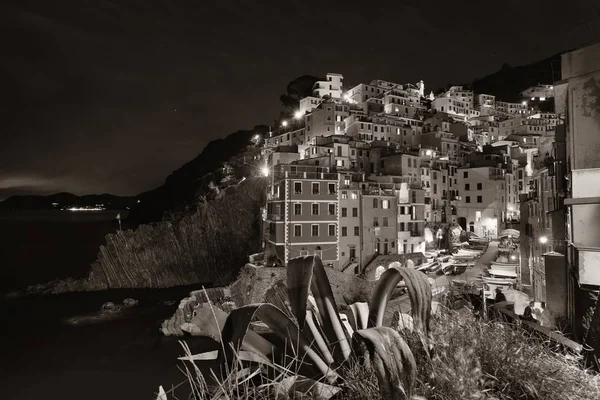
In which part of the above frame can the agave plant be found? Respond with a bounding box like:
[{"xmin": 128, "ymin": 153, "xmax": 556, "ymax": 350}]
[{"xmin": 178, "ymin": 255, "xmax": 432, "ymax": 400}]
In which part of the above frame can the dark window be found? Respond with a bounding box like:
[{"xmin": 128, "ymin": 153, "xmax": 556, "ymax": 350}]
[
  {"xmin": 477, "ymin": 183, "xmax": 483, "ymax": 190},
  {"xmin": 477, "ymin": 196, "xmax": 482, "ymax": 203},
  {"xmin": 463, "ymin": 171, "xmax": 468, "ymax": 178},
  {"xmin": 383, "ymin": 217, "xmax": 389, "ymax": 227},
  {"xmin": 328, "ymin": 183, "xmax": 336, "ymax": 194},
  {"xmin": 341, "ymin": 207, "xmax": 347, "ymax": 217},
  {"xmin": 352, "ymin": 207, "xmax": 358, "ymax": 217},
  {"xmin": 354, "ymin": 226, "xmax": 360, "ymax": 236},
  {"xmin": 465, "ymin": 183, "xmax": 470, "ymax": 191},
  {"xmin": 466, "ymin": 196, "xmax": 471, "ymax": 203},
  {"xmin": 328, "ymin": 204, "xmax": 335, "ymax": 215},
  {"xmin": 311, "ymin": 225, "xmax": 319, "ymax": 237},
  {"xmin": 328, "ymin": 225, "xmax": 336, "ymax": 236},
  {"xmin": 312, "ymin": 183, "xmax": 320, "ymax": 194},
  {"xmin": 294, "ymin": 225, "xmax": 301, "ymax": 237},
  {"xmin": 294, "ymin": 182, "xmax": 302, "ymax": 194},
  {"xmin": 342, "ymin": 226, "xmax": 347, "ymax": 236},
  {"xmin": 294, "ymin": 204, "xmax": 302, "ymax": 215},
  {"xmin": 312, "ymin": 204, "xmax": 319, "ymax": 215},
  {"xmin": 373, "ymin": 198, "xmax": 378, "ymax": 208}
]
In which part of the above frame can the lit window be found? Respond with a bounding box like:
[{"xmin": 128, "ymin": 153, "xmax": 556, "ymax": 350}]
[
  {"xmin": 341, "ymin": 191, "xmax": 348, "ymax": 199},
  {"xmin": 475, "ymin": 211, "xmax": 481, "ymax": 222},
  {"xmin": 382, "ymin": 200, "xmax": 390, "ymax": 209},
  {"xmin": 351, "ymin": 192, "xmax": 358, "ymax": 199}
]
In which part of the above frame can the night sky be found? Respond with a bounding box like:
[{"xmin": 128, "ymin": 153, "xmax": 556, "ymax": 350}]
[{"xmin": 1, "ymin": 0, "xmax": 599, "ymax": 200}]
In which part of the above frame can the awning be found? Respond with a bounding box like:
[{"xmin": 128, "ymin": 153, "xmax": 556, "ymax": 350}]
[{"xmin": 499, "ymin": 229, "xmax": 520, "ymax": 238}]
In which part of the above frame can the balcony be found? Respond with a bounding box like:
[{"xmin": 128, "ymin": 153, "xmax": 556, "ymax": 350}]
[
  {"xmin": 266, "ymin": 214, "xmax": 284, "ymax": 221},
  {"xmin": 410, "ymin": 230, "xmax": 422, "ymax": 237}
]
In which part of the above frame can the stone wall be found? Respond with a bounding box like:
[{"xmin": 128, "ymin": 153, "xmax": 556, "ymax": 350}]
[{"xmin": 230, "ymin": 263, "xmax": 377, "ymax": 307}]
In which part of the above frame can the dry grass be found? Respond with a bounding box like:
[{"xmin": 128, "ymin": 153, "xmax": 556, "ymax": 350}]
[{"xmin": 174, "ymin": 307, "xmax": 600, "ymax": 400}]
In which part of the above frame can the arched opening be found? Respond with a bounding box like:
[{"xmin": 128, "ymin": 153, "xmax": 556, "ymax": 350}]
[
  {"xmin": 384, "ymin": 239, "xmax": 389, "ymax": 255},
  {"xmin": 374, "ymin": 239, "xmax": 381, "ymax": 254}
]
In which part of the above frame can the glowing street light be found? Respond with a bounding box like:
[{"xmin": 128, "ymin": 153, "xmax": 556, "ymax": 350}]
[
  {"xmin": 522, "ymin": 101, "xmax": 528, "ymax": 106},
  {"xmin": 539, "ymin": 236, "xmax": 548, "ymax": 244},
  {"xmin": 294, "ymin": 111, "xmax": 303, "ymax": 119},
  {"xmin": 281, "ymin": 120, "xmax": 288, "ymax": 127},
  {"xmin": 261, "ymin": 165, "xmax": 269, "ymax": 177},
  {"xmin": 343, "ymin": 93, "xmax": 350, "ymax": 101},
  {"xmin": 510, "ymin": 255, "xmax": 517, "ymax": 260}
]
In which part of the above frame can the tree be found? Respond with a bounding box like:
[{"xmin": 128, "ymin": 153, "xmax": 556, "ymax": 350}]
[{"xmin": 279, "ymin": 75, "xmax": 322, "ymax": 109}]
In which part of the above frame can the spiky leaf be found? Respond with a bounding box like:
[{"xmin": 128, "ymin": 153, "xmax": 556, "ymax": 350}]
[
  {"xmin": 352, "ymin": 327, "xmax": 416, "ymax": 400},
  {"xmin": 368, "ymin": 263, "xmax": 432, "ymax": 341},
  {"xmin": 288, "ymin": 256, "xmax": 352, "ymax": 362},
  {"xmin": 219, "ymin": 303, "xmax": 341, "ymax": 384}
]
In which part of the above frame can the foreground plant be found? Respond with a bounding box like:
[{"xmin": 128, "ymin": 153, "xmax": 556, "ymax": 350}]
[{"xmin": 167, "ymin": 255, "xmax": 433, "ymax": 399}]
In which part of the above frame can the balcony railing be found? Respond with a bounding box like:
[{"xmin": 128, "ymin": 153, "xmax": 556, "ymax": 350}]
[{"xmin": 410, "ymin": 231, "xmax": 422, "ymax": 237}]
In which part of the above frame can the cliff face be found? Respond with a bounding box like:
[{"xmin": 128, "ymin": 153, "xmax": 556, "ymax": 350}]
[{"xmin": 80, "ymin": 177, "xmax": 266, "ymax": 290}]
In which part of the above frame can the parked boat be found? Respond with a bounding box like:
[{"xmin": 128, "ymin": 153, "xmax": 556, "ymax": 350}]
[
  {"xmin": 418, "ymin": 260, "xmax": 439, "ymax": 272},
  {"xmin": 487, "ymin": 269, "xmax": 518, "ymax": 278},
  {"xmin": 481, "ymin": 276, "xmax": 516, "ymax": 285},
  {"xmin": 491, "ymin": 261, "xmax": 519, "ymax": 267}
]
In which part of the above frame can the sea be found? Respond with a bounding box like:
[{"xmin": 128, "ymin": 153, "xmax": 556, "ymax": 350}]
[{"xmin": 0, "ymin": 211, "xmax": 214, "ymax": 399}]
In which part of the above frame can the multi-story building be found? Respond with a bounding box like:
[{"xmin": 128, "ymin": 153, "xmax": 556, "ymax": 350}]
[
  {"xmin": 265, "ymin": 164, "xmax": 340, "ymax": 266},
  {"xmin": 555, "ymin": 42, "xmax": 600, "ymax": 335},
  {"xmin": 312, "ymin": 73, "xmax": 343, "ymax": 99}
]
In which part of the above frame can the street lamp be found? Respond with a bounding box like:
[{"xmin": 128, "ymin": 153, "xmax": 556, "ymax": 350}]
[
  {"xmin": 539, "ymin": 236, "xmax": 548, "ymax": 244},
  {"xmin": 294, "ymin": 111, "xmax": 303, "ymax": 119},
  {"xmin": 281, "ymin": 120, "xmax": 288, "ymax": 128},
  {"xmin": 261, "ymin": 165, "xmax": 269, "ymax": 177}
]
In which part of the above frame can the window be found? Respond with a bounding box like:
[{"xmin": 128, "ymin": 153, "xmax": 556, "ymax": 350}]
[
  {"xmin": 382, "ymin": 200, "xmax": 390, "ymax": 209},
  {"xmin": 354, "ymin": 226, "xmax": 360, "ymax": 236},
  {"xmin": 311, "ymin": 225, "xmax": 319, "ymax": 237},
  {"xmin": 328, "ymin": 183, "xmax": 336, "ymax": 195},
  {"xmin": 433, "ymin": 184, "xmax": 437, "ymax": 195},
  {"xmin": 475, "ymin": 211, "xmax": 481, "ymax": 222},
  {"xmin": 373, "ymin": 217, "xmax": 379, "ymax": 227},
  {"xmin": 383, "ymin": 217, "xmax": 389, "ymax": 227},
  {"xmin": 352, "ymin": 207, "xmax": 358, "ymax": 217},
  {"xmin": 312, "ymin": 204, "xmax": 319, "ymax": 215},
  {"xmin": 477, "ymin": 196, "xmax": 482, "ymax": 203},
  {"xmin": 477, "ymin": 183, "xmax": 482, "ymax": 190},
  {"xmin": 341, "ymin": 191, "xmax": 348, "ymax": 199},
  {"xmin": 294, "ymin": 203, "xmax": 302, "ymax": 215},
  {"xmin": 373, "ymin": 198, "xmax": 378, "ymax": 208},
  {"xmin": 312, "ymin": 183, "xmax": 320, "ymax": 194},
  {"xmin": 465, "ymin": 183, "xmax": 470, "ymax": 191},
  {"xmin": 399, "ymin": 222, "xmax": 405, "ymax": 231},
  {"xmin": 463, "ymin": 171, "xmax": 468, "ymax": 178},
  {"xmin": 351, "ymin": 192, "xmax": 358, "ymax": 199},
  {"xmin": 407, "ymin": 159, "xmax": 412, "ymax": 167},
  {"xmin": 294, "ymin": 225, "xmax": 302, "ymax": 237},
  {"xmin": 341, "ymin": 207, "xmax": 347, "ymax": 217},
  {"xmin": 328, "ymin": 224, "xmax": 336, "ymax": 236},
  {"xmin": 294, "ymin": 182, "xmax": 302, "ymax": 194},
  {"xmin": 328, "ymin": 203, "xmax": 335, "ymax": 215},
  {"xmin": 342, "ymin": 226, "xmax": 347, "ymax": 236},
  {"xmin": 466, "ymin": 196, "xmax": 471, "ymax": 203}
]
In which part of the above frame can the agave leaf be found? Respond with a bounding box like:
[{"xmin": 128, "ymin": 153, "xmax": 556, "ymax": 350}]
[
  {"xmin": 219, "ymin": 303, "xmax": 341, "ymax": 384},
  {"xmin": 348, "ymin": 302, "xmax": 370, "ymax": 330},
  {"xmin": 368, "ymin": 265, "xmax": 432, "ymax": 340},
  {"xmin": 156, "ymin": 385, "xmax": 167, "ymax": 400},
  {"xmin": 352, "ymin": 327, "xmax": 416, "ymax": 400},
  {"xmin": 304, "ymin": 310, "xmax": 335, "ymax": 364},
  {"xmin": 287, "ymin": 256, "xmax": 315, "ymax": 328},
  {"xmin": 270, "ymin": 376, "xmax": 342, "ymax": 400},
  {"xmin": 301, "ymin": 256, "xmax": 352, "ymax": 362}
]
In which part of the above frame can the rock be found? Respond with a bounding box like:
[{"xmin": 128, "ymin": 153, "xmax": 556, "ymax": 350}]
[
  {"xmin": 180, "ymin": 303, "xmax": 229, "ymax": 341},
  {"xmin": 391, "ymin": 311, "xmax": 414, "ymax": 332},
  {"xmin": 122, "ymin": 298, "xmax": 139, "ymax": 307},
  {"xmin": 101, "ymin": 302, "xmax": 118, "ymax": 311}
]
